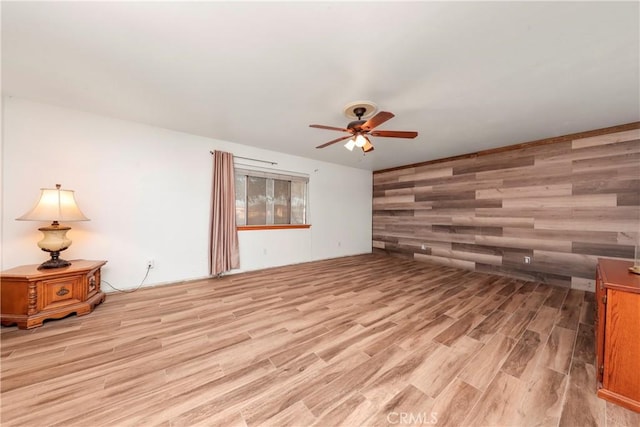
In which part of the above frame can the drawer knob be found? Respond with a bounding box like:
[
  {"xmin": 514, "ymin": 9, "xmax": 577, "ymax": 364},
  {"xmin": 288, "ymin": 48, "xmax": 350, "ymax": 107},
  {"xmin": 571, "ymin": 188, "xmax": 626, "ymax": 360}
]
[{"xmin": 56, "ymin": 287, "xmax": 70, "ymax": 297}]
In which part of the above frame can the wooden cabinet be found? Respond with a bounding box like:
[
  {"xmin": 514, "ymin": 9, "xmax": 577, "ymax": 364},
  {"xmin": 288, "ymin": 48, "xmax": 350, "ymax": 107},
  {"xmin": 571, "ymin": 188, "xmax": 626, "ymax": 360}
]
[
  {"xmin": 595, "ymin": 258, "xmax": 640, "ymax": 413},
  {"xmin": 1, "ymin": 260, "xmax": 107, "ymax": 329}
]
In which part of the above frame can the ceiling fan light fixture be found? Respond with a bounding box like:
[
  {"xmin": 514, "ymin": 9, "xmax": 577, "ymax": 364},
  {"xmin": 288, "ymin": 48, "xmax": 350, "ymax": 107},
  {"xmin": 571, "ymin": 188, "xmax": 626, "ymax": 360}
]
[
  {"xmin": 362, "ymin": 139, "xmax": 374, "ymax": 152},
  {"xmin": 344, "ymin": 139, "xmax": 356, "ymax": 151},
  {"xmin": 354, "ymin": 134, "xmax": 368, "ymax": 148}
]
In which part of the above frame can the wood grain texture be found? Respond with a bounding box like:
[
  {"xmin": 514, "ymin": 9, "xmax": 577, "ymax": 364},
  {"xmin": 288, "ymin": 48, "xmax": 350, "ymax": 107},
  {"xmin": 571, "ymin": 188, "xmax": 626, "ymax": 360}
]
[
  {"xmin": 1, "ymin": 254, "xmax": 638, "ymax": 426},
  {"xmin": 373, "ymin": 123, "xmax": 640, "ymax": 290}
]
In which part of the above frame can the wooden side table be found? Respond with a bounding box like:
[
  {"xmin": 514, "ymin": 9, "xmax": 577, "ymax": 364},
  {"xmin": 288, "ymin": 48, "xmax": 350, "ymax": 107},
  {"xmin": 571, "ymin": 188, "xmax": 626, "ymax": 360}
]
[
  {"xmin": 1, "ymin": 260, "xmax": 107, "ymax": 329},
  {"xmin": 595, "ymin": 258, "xmax": 640, "ymax": 413}
]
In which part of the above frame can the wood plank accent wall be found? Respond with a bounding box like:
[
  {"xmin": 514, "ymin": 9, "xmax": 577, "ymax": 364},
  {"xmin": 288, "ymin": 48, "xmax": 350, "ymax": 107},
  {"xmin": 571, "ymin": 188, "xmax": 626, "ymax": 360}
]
[{"xmin": 372, "ymin": 123, "xmax": 640, "ymax": 291}]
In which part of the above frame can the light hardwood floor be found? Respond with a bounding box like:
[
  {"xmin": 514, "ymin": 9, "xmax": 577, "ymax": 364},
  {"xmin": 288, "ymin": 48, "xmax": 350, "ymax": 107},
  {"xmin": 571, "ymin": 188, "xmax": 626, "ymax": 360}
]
[{"xmin": 1, "ymin": 254, "xmax": 639, "ymax": 427}]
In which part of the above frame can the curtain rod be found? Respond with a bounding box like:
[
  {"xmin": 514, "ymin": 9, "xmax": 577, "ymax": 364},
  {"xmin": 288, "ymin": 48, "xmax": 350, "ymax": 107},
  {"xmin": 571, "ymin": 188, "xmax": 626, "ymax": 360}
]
[{"xmin": 209, "ymin": 151, "xmax": 277, "ymax": 166}]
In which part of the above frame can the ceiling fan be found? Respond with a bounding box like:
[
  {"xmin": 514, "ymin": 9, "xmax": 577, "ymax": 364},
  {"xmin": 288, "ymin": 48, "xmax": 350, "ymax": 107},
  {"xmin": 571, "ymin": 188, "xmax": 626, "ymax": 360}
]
[{"xmin": 310, "ymin": 103, "xmax": 418, "ymax": 153}]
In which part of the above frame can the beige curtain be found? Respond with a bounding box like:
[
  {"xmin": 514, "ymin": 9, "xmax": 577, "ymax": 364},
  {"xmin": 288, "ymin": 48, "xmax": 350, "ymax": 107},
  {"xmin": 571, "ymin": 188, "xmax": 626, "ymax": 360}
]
[{"xmin": 209, "ymin": 150, "xmax": 240, "ymax": 276}]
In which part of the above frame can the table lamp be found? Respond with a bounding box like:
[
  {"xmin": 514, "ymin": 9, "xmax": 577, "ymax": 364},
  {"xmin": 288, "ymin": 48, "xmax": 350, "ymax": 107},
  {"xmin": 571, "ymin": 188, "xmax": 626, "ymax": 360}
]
[{"xmin": 16, "ymin": 184, "xmax": 89, "ymax": 269}]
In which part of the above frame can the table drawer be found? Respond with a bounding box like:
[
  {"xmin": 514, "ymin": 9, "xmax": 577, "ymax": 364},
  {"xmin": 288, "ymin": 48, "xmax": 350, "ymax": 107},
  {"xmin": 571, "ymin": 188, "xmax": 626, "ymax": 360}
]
[{"xmin": 41, "ymin": 276, "xmax": 82, "ymax": 309}]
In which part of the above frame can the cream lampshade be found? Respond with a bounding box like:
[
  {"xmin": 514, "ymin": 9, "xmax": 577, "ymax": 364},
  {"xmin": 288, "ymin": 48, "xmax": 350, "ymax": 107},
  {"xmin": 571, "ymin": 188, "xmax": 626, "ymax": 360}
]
[{"xmin": 16, "ymin": 184, "xmax": 89, "ymax": 269}]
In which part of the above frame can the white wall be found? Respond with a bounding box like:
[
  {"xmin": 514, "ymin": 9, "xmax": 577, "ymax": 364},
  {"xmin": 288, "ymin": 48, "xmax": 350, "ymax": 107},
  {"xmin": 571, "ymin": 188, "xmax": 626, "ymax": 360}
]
[{"xmin": 1, "ymin": 97, "xmax": 372, "ymax": 290}]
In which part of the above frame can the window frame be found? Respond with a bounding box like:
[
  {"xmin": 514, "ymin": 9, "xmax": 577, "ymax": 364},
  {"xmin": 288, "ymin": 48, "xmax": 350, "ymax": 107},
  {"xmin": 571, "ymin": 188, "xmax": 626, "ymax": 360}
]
[{"xmin": 234, "ymin": 167, "xmax": 310, "ymax": 231}]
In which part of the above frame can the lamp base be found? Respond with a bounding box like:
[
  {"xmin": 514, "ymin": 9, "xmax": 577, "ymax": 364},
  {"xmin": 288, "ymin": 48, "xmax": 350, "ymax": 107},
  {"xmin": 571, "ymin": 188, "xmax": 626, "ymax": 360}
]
[{"xmin": 38, "ymin": 251, "xmax": 71, "ymax": 269}]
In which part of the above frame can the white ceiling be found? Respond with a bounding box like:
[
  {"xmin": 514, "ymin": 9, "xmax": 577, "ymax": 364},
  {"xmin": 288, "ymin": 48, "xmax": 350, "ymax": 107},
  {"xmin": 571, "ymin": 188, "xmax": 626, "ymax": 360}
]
[{"xmin": 2, "ymin": 1, "xmax": 639, "ymax": 171}]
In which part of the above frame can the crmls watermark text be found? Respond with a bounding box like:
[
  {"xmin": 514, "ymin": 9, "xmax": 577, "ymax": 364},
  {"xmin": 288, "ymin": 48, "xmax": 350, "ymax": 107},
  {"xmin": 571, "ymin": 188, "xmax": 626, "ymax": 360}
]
[{"xmin": 387, "ymin": 411, "xmax": 438, "ymax": 425}]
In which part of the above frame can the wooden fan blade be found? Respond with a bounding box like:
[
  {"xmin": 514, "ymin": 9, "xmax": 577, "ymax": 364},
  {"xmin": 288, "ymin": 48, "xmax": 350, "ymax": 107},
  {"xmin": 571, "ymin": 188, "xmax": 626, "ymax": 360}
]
[
  {"xmin": 361, "ymin": 111, "xmax": 395, "ymax": 131},
  {"xmin": 316, "ymin": 135, "xmax": 353, "ymax": 149},
  {"xmin": 309, "ymin": 124, "xmax": 351, "ymax": 132},
  {"xmin": 370, "ymin": 130, "xmax": 418, "ymax": 139}
]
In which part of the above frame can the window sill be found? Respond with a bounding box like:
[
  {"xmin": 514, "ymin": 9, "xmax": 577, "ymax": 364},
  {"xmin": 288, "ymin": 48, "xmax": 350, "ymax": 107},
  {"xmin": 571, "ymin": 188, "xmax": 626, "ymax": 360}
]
[{"xmin": 237, "ymin": 224, "xmax": 311, "ymax": 231}]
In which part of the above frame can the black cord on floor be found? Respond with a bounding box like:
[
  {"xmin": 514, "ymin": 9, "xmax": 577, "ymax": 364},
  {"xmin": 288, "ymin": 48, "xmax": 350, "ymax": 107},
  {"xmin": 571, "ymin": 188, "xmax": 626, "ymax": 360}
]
[{"xmin": 102, "ymin": 265, "xmax": 151, "ymax": 293}]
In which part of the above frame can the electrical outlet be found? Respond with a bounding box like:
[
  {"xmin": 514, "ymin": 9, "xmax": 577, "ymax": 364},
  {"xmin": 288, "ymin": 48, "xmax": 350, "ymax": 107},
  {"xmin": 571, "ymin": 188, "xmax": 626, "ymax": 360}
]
[
  {"xmin": 147, "ymin": 259, "xmax": 155, "ymax": 269},
  {"xmin": 421, "ymin": 244, "xmax": 427, "ymax": 250},
  {"xmin": 524, "ymin": 256, "xmax": 531, "ymax": 264}
]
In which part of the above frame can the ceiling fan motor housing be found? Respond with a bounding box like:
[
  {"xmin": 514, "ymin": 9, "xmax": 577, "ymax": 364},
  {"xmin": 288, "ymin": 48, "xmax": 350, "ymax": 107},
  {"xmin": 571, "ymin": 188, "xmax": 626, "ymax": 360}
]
[{"xmin": 347, "ymin": 119, "xmax": 367, "ymax": 131}]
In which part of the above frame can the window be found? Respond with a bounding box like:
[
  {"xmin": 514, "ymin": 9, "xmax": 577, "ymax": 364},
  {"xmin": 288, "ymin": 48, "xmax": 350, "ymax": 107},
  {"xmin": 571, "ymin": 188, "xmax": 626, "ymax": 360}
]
[{"xmin": 235, "ymin": 168, "xmax": 309, "ymax": 228}]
